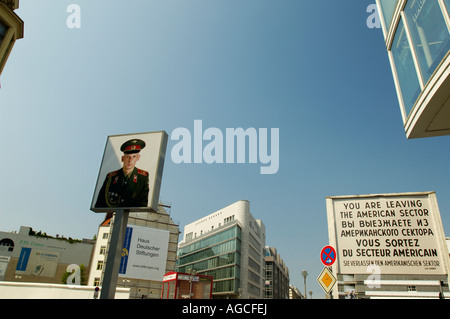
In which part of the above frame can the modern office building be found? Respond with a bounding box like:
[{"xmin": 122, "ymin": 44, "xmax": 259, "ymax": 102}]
[
  {"xmin": 176, "ymin": 200, "xmax": 266, "ymax": 299},
  {"xmin": 376, "ymin": 0, "xmax": 450, "ymax": 138},
  {"xmin": 0, "ymin": 0, "xmax": 23, "ymax": 76},
  {"xmin": 264, "ymin": 246, "xmax": 290, "ymax": 299},
  {"xmin": 88, "ymin": 204, "xmax": 180, "ymax": 299}
]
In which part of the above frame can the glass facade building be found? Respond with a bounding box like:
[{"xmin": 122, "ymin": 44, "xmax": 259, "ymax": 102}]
[
  {"xmin": 376, "ymin": 0, "xmax": 450, "ymax": 138},
  {"xmin": 177, "ymin": 224, "xmax": 242, "ymax": 295},
  {"xmin": 176, "ymin": 200, "xmax": 266, "ymax": 299}
]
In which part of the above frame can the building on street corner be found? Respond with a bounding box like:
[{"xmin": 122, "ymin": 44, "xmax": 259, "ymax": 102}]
[
  {"xmin": 176, "ymin": 200, "xmax": 266, "ymax": 299},
  {"xmin": 264, "ymin": 246, "xmax": 290, "ymax": 299}
]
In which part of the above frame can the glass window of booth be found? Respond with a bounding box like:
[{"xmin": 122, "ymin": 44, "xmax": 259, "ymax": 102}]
[{"xmin": 391, "ymin": 17, "xmax": 422, "ymax": 116}]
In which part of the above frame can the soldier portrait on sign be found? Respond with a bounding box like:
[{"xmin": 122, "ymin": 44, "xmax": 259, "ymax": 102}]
[
  {"xmin": 95, "ymin": 139, "xmax": 149, "ymax": 208},
  {"xmin": 91, "ymin": 131, "xmax": 168, "ymax": 212}
]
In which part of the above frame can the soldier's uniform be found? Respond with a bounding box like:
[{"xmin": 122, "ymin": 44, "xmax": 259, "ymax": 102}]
[
  {"xmin": 95, "ymin": 139, "xmax": 150, "ymax": 208},
  {"xmin": 95, "ymin": 167, "xmax": 149, "ymax": 208}
]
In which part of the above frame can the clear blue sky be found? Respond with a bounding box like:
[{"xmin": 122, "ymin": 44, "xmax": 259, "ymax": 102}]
[{"xmin": 1, "ymin": 0, "xmax": 450, "ymax": 298}]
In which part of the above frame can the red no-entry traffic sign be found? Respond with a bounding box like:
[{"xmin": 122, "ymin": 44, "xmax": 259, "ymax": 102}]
[{"xmin": 320, "ymin": 246, "xmax": 336, "ymax": 267}]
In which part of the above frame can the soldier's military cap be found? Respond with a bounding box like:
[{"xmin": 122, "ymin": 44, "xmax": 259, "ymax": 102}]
[{"xmin": 120, "ymin": 139, "xmax": 146, "ymax": 154}]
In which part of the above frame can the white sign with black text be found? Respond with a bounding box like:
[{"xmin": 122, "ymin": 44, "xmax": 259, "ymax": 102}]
[{"xmin": 326, "ymin": 192, "xmax": 449, "ymax": 275}]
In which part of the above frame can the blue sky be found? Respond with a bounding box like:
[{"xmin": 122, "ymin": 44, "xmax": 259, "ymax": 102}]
[{"xmin": 1, "ymin": 0, "xmax": 450, "ymax": 298}]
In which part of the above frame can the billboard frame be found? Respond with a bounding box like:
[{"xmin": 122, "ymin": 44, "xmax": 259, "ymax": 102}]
[{"xmin": 91, "ymin": 131, "xmax": 168, "ymax": 213}]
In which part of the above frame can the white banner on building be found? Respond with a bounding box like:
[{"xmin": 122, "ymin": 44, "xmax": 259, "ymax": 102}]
[
  {"xmin": 119, "ymin": 224, "xmax": 169, "ymax": 281},
  {"xmin": 326, "ymin": 192, "xmax": 449, "ymax": 275}
]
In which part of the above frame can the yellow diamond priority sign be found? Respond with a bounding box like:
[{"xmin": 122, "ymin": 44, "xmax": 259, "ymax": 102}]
[{"xmin": 317, "ymin": 267, "xmax": 336, "ymax": 294}]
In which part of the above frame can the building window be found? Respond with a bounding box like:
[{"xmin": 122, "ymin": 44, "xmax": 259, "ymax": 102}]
[
  {"xmin": 248, "ymin": 257, "xmax": 261, "ymax": 273},
  {"xmin": 407, "ymin": 285, "xmax": 416, "ymax": 292},
  {"xmin": 102, "ymin": 232, "xmax": 109, "ymax": 239},
  {"xmin": 99, "ymin": 246, "xmax": 106, "ymax": 255},
  {"xmin": 0, "ymin": 20, "xmax": 7, "ymax": 47},
  {"xmin": 93, "ymin": 278, "xmax": 101, "ymax": 286},
  {"xmin": 178, "ymin": 239, "xmax": 238, "ymax": 266},
  {"xmin": 224, "ymin": 215, "xmax": 234, "ymax": 224},
  {"xmin": 404, "ymin": 0, "xmax": 450, "ymax": 84},
  {"xmin": 178, "ymin": 226, "xmax": 240, "ymax": 256},
  {"xmin": 213, "ymin": 279, "xmax": 237, "ymax": 293},
  {"xmin": 391, "ymin": 17, "xmax": 422, "ymax": 116},
  {"xmin": 378, "ymin": 0, "xmax": 397, "ymax": 32},
  {"xmin": 96, "ymin": 260, "xmax": 104, "ymax": 270},
  {"xmin": 248, "ymin": 282, "xmax": 260, "ymax": 296}
]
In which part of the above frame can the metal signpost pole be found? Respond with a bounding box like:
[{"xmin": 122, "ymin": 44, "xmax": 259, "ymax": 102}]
[{"xmin": 100, "ymin": 209, "xmax": 129, "ymax": 299}]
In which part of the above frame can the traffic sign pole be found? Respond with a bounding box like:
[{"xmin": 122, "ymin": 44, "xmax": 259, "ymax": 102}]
[
  {"xmin": 318, "ymin": 246, "xmax": 337, "ymax": 297},
  {"xmin": 100, "ymin": 209, "xmax": 129, "ymax": 299}
]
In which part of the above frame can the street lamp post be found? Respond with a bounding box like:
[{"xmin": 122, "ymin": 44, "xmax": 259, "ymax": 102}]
[
  {"xmin": 188, "ymin": 269, "xmax": 197, "ymax": 299},
  {"xmin": 302, "ymin": 270, "xmax": 308, "ymax": 299}
]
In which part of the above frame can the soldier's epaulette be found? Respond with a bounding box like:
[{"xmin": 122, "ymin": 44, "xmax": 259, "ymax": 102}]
[
  {"xmin": 108, "ymin": 170, "xmax": 119, "ymax": 178},
  {"xmin": 137, "ymin": 169, "xmax": 148, "ymax": 176}
]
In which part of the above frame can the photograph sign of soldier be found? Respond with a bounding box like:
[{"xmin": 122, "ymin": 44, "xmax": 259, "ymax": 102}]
[{"xmin": 91, "ymin": 131, "xmax": 168, "ymax": 212}]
